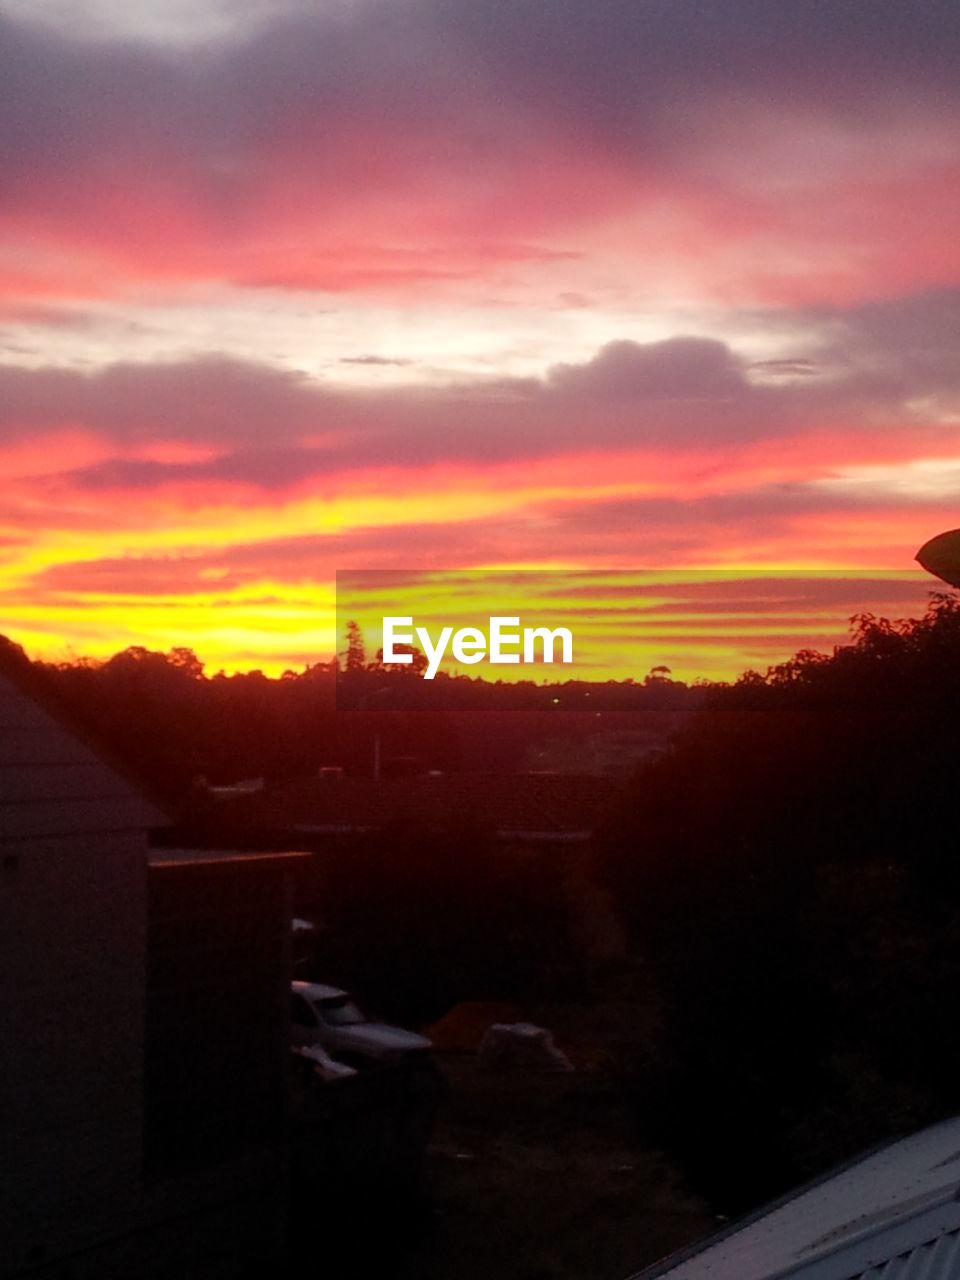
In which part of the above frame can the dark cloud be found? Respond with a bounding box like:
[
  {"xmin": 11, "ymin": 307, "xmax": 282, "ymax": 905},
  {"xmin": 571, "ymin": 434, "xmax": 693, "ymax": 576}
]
[
  {"xmin": 546, "ymin": 337, "xmax": 746, "ymax": 400},
  {"xmin": 1, "ymin": 1, "xmax": 958, "ymax": 280},
  {"xmin": 4, "ymin": 295, "xmax": 960, "ymax": 493},
  {"xmin": 440, "ymin": 0, "xmax": 960, "ymax": 118},
  {"xmin": 0, "ymin": 355, "xmax": 339, "ymax": 446},
  {"xmin": 0, "ymin": 341, "xmax": 769, "ymax": 483},
  {"xmin": 339, "ymin": 355, "xmax": 414, "ymax": 367},
  {"xmin": 806, "ymin": 289, "xmax": 960, "ymax": 398},
  {"xmin": 750, "ymin": 359, "xmax": 817, "ymax": 377}
]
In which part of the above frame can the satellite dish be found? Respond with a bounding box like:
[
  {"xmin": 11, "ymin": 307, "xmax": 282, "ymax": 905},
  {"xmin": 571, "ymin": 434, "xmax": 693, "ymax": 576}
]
[{"xmin": 916, "ymin": 529, "xmax": 960, "ymax": 589}]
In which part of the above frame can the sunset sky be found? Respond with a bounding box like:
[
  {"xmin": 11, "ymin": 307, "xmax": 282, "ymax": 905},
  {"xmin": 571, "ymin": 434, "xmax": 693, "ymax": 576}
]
[{"xmin": 1, "ymin": 0, "xmax": 958, "ymax": 677}]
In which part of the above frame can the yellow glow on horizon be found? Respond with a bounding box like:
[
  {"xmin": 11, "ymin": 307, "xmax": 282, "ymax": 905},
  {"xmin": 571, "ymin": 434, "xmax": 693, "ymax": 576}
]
[
  {"xmin": 0, "ymin": 446, "xmax": 940, "ymax": 680},
  {"xmin": 3, "ymin": 570, "xmax": 932, "ymax": 681}
]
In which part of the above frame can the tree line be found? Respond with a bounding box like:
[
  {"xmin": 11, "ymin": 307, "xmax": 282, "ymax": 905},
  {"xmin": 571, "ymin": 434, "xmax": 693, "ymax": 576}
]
[{"xmin": 599, "ymin": 592, "xmax": 960, "ymax": 1209}]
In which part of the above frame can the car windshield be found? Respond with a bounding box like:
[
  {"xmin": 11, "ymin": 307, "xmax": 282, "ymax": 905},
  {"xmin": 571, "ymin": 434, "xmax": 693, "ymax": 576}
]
[
  {"xmin": 291, "ymin": 994, "xmax": 317, "ymax": 1026},
  {"xmin": 316, "ymin": 997, "xmax": 366, "ymax": 1026}
]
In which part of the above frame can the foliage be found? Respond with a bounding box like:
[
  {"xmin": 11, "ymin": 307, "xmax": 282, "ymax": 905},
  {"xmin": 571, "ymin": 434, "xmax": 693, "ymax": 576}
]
[
  {"xmin": 19, "ymin": 642, "xmax": 695, "ymax": 799},
  {"xmin": 601, "ymin": 592, "xmax": 960, "ymax": 1209},
  {"xmin": 307, "ymin": 822, "xmax": 583, "ymax": 1024},
  {"xmin": 13, "ymin": 598, "xmax": 960, "ymax": 1211},
  {"xmin": 342, "ymin": 619, "xmax": 367, "ymax": 674}
]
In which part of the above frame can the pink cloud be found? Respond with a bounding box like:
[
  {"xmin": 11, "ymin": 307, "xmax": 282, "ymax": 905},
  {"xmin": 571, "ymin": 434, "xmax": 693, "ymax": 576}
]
[{"xmin": 1, "ymin": 4, "xmax": 959, "ymax": 306}]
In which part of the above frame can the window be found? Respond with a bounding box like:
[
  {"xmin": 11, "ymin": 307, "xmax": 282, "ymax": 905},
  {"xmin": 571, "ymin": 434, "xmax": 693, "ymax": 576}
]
[
  {"xmin": 317, "ymin": 998, "xmax": 365, "ymax": 1026},
  {"xmin": 291, "ymin": 993, "xmax": 318, "ymax": 1026}
]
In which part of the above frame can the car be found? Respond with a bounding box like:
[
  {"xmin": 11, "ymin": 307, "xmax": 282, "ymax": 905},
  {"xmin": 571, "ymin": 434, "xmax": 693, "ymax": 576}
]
[
  {"xmin": 291, "ymin": 1042, "xmax": 358, "ymax": 1084},
  {"xmin": 291, "ymin": 981, "xmax": 432, "ymax": 1062}
]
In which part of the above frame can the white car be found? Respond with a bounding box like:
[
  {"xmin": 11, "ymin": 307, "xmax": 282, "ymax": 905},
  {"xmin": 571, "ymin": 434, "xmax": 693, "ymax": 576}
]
[{"xmin": 291, "ymin": 981, "xmax": 432, "ymax": 1062}]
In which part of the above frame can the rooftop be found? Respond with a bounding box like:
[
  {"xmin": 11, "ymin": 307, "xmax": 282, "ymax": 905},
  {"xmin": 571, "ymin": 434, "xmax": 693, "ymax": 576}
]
[
  {"xmin": 148, "ymin": 847, "xmax": 308, "ymax": 868},
  {"xmin": 634, "ymin": 1116, "xmax": 960, "ymax": 1280},
  {"xmin": 0, "ymin": 641, "xmax": 167, "ymax": 840}
]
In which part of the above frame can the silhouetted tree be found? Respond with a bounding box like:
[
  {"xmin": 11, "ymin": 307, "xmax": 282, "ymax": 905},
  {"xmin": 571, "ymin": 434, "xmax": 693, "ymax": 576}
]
[
  {"xmin": 342, "ymin": 620, "xmax": 366, "ymax": 674},
  {"xmin": 601, "ymin": 591, "xmax": 960, "ymax": 1208}
]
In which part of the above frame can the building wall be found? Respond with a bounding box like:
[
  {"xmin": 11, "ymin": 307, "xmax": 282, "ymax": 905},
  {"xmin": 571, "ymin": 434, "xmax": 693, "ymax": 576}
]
[
  {"xmin": 144, "ymin": 858, "xmax": 293, "ymax": 1178},
  {"xmin": 0, "ymin": 845, "xmax": 299, "ymax": 1280},
  {"xmin": 0, "ymin": 829, "xmax": 149, "ymax": 1276},
  {"xmin": 1, "ymin": 666, "xmax": 295, "ymax": 1278}
]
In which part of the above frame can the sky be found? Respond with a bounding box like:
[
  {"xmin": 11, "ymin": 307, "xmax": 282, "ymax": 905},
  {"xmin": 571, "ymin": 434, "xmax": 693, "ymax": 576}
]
[{"xmin": 0, "ymin": 0, "xmax": 958, "ymax": 677}]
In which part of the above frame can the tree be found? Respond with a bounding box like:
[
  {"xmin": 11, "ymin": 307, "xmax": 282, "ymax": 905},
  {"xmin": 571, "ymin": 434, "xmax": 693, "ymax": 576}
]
[
  {"xmin": 373, "ymin": 643, "xmax": 429, "ymax": 676},
  {"xmin": 342, "ymin": 620, "xmax": 366, "ymax": 674},
  {"xmin": 168, "ymin": 646, "xmax": 205, "ymax": 679}
]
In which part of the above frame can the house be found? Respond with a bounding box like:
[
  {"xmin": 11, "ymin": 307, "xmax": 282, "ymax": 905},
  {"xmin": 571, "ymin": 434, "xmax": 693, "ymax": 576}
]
[
  {"xmin": 171, "ymin": 769, "xmax": 618, "ymax": 852},
  {"xmin": 167, "ymin": 768, "xmax": 626, "ymax": 964},
  {"xmin": 0, "ymin": 645, "xmax": 305, "ymax": 1279},
  {"xmin": 631, "ymin": 1115, "xmax": 960, "ymax": 1280}
]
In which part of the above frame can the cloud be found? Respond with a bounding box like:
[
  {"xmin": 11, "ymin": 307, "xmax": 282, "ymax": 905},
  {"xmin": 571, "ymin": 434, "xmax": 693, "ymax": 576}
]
[
  {"xmin": 3, "ymin": 2, "xmax": 959, "ymax": 669},
  {"xmin": 1, "ymin": 2, "xmax": 959, "ymax": 303},
  {"xmin": 800, "ymin": 288, "xmax": 960, "ymax": 399},
  {"xmin": 546, "ymin": 337, "xmax": 746, "ymax": 400},
  {"xmin": 3, "ymin": 294, "xmax": 960, "ymax": 504},
  {"xmin": 0, "ymin": 355, "xmax": 335, "ymax": 446},
  {"xmin": 26, "ymin": 473, "xmax": 957, "ymax": 605},
  {"xmin": 339, "ymin": 355, "xmax": 414, "ymax": 367}
]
